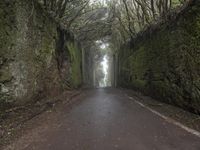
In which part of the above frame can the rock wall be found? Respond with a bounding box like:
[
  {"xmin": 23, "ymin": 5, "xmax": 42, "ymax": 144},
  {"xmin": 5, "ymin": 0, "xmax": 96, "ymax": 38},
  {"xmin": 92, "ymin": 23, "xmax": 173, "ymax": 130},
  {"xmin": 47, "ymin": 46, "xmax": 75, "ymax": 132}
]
[
  {"xmin": 118, "ymin": 1, "xmax": 200, "ymax": 113},
  {"xmin": 56, "ymin": 28, "xmax": 82, "ymax": 89},
  {"xmin": 82, "ymin": 45, "xmax": 96, "ymax": 87},
  {"xmin": 65, "ymin": 33, "xmax": 82, "ymax": 88},
  {"xmin": 0, "ymin": 0, "xmax": 82, "ymax": 110}
]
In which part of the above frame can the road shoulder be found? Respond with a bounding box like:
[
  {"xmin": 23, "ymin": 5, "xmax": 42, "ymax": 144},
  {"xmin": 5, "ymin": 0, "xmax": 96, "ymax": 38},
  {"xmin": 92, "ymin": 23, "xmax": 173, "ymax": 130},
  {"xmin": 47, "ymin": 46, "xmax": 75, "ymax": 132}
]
[{"xmin": 123, "ymin": 88, "xmax": 200, "ymax": 134}]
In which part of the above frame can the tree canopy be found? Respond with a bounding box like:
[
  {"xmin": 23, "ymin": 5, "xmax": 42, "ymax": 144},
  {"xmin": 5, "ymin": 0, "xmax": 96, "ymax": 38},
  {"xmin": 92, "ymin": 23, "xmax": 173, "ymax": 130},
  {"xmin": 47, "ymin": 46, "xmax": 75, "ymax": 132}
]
[{"xmin": 36, "ymin": 0, "xmax": 191, "ymax": 46}]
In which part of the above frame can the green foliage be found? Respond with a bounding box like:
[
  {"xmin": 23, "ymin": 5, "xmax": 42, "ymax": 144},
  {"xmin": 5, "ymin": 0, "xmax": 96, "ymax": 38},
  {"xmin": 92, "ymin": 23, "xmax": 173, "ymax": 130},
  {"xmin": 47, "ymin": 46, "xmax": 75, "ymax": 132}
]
[{"xmin": 67, "ymin": 41, "xmax": 82, "ymax": 88}]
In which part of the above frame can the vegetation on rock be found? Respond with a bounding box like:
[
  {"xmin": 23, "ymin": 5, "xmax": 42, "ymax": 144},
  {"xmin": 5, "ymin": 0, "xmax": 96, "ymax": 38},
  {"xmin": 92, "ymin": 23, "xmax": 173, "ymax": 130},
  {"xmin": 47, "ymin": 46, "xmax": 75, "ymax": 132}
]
[{"xmin": 118, "ymin": 0, "xmax": 200, "ymax": 114}]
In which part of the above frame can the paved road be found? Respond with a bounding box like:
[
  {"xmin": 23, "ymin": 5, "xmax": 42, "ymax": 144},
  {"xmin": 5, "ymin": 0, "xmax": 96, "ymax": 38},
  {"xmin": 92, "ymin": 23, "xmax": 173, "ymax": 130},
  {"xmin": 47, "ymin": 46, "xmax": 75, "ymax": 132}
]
[{"xmin": 5, "ymin": 88, "xmax": 200, "ymax": 150}]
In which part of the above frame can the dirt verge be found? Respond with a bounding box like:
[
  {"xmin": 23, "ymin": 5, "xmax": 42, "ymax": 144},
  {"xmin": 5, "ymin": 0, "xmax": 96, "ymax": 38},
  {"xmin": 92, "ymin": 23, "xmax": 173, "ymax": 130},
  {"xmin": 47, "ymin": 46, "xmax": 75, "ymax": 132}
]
[{"xmin": 0, "ymin": 90, "xmax": 82, "ymax": 148}]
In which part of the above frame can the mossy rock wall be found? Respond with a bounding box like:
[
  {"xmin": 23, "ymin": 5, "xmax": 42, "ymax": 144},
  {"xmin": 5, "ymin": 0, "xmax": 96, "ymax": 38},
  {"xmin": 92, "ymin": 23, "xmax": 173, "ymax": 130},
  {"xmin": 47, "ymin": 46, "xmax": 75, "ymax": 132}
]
[
  {"xmin": 118, "ymin": 1, "xmax": 200, "ymax": 113},
  {"xmin": 0, "ymin": 0, "xmax": 82, "ymax": 109},
  {"xmin": 66, "ymin": 41, "xmax": 82, "ymax": 88}
]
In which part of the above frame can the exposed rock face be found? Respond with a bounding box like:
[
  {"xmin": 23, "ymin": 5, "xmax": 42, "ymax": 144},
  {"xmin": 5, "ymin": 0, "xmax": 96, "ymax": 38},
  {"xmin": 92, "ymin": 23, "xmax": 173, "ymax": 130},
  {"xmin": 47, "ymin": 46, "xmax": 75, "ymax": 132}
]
[
  {"xmin": 0, "ymin": 0, "xmax": 82, "ymax": 109},
  {"xmin": 118, "ymin": 1, "xmax": 200, "ymax": 114},
  {"xmin": 82, "ymin": 46, "xmax": 97, "ymax": 87}
]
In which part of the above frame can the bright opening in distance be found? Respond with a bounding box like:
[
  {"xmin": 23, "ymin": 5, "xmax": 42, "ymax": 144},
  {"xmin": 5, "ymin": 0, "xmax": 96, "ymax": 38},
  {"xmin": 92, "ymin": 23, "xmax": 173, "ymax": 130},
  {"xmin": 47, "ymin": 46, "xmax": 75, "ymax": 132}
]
[
  {"xmin": 90, "ymin": 0, "xmax": 109, "ymax": 6},
  {"xmin": 100, "ymin": 43, "xmax": 109, "ymax": 49},
  {"xmin": 101, "ymin": 55, "xmax": 109, "ymax": 87}
]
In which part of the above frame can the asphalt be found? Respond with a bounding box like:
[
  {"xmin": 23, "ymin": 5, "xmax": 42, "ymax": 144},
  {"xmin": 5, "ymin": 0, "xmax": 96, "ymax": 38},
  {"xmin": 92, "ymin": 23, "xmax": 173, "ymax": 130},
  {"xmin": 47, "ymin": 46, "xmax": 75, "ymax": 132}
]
[{"xmin": 4, "ymin": 88, "xmax": 200, "ymax": 150}]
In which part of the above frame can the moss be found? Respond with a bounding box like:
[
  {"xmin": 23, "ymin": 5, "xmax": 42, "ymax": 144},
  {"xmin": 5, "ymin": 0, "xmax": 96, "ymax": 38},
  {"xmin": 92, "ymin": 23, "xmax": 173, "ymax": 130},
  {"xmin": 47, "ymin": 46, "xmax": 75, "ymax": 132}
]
[
  {"xmin": 0, "ymin": 0, "xmax": 65, "ymax": 108},
  {"xmin": 0, "ymin": 69, "xmax": 12, "ymax": 83},
  {"xmin": 132, "ymin": 79, "xmax": 147, "ymax": 90},
  {"xmin": 67, "ymin": 41, "xmax": 82, "ymax": 88},
  {"xmin": 118, "ymin": 3, "xmax": 200, "ymax": 113}
]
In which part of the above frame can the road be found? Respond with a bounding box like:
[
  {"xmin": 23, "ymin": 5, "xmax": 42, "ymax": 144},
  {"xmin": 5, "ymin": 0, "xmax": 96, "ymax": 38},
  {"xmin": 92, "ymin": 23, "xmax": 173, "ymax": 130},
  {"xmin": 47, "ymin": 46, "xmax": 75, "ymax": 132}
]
[{"xmin": 5, "ymin": 88, "xmax": 200, "ymax": 150}]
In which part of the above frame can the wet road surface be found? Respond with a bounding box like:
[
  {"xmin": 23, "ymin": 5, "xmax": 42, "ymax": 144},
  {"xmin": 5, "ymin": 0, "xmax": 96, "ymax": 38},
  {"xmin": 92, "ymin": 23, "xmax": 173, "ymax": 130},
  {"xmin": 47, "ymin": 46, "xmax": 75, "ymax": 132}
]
[{"xmin": 6, "ymin": 88, "xmax": 200, "ymax": 150}]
